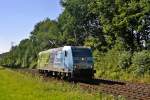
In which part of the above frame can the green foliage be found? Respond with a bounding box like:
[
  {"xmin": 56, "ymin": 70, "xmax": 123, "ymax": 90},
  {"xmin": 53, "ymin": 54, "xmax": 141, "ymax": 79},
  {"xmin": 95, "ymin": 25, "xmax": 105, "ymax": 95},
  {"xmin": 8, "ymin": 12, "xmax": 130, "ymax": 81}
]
[
  {"xmin": 94, "ymin": 0, "xmax": 150, "ymax": 50},
  {"xmin": 84, "ymin": 37, "xmax": 101, "ymax": 49},
  {"xmin": 61, "ymin": 0, "xmax": 105, "ymax": 46},
  {"xmin": 94, "ymin": 49, "xmax": 150, "ymax": 82},
  {"xmin": 93, "ymin": 48, "xmax": 122, "ymax": 79},
  {"xmin": 118, "ymin": 51, "xmax": 131, "ymax": 69},
  {"xmin": 132, "ymin": 50, "xmax": 150, "ymax": 75}
]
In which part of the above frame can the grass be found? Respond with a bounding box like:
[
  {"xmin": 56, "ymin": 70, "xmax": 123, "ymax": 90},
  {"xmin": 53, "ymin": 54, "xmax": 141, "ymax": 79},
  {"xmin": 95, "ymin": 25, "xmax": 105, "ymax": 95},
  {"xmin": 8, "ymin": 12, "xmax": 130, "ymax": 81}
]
[{"xmin": 0, "ymin": 66, "xmax": 125, "ymax": 100}]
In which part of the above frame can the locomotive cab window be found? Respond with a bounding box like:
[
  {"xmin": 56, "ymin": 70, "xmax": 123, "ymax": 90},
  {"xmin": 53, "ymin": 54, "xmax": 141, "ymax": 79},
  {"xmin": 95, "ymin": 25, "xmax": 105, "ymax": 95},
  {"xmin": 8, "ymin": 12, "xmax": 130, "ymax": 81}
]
[{"xmin": 72, "ymin": 48, "xmax": 92, "ymax": 57}]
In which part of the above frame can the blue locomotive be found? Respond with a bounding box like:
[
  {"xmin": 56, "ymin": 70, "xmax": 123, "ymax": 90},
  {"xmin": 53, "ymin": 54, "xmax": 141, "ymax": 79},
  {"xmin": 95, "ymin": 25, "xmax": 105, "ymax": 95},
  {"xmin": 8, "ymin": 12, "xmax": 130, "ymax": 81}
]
[{"xmin": 37, "ymin": 46, "xmax": 96, "ymax": 79}]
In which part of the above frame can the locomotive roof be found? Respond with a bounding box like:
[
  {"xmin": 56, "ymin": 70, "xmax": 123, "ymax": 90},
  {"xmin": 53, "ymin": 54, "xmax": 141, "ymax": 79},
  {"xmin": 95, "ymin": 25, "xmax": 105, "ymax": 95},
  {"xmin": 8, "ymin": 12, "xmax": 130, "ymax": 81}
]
[{"xmin": 39, "ymin": 46, "xmax": 91, "ymax": 55}]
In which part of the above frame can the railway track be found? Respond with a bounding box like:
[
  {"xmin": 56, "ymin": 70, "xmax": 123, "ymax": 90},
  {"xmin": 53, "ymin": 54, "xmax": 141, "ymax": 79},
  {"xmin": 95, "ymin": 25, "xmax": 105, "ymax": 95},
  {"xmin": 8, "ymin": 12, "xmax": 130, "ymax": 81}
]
[
  {"xmin": 15, "ymin": 68, "xmax": 150, "ymax": 100},
  {"xmin": 79, "ymin": 82, "xmax": 150, "ymax": 100}
]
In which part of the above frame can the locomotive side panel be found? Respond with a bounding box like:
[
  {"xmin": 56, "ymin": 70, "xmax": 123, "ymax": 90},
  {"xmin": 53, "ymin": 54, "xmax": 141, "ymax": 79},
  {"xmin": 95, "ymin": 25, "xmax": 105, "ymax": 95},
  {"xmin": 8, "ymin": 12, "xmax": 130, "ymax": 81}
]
[{"xmin": 37, "ymin": 47, "xmax": 73, "ymax": 73}]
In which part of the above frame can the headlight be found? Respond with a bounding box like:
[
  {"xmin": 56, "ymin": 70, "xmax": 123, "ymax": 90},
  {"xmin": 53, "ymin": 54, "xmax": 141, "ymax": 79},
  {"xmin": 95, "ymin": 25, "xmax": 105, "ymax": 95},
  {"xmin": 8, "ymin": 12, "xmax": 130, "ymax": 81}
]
[{"xmin": 74, "ymin": 65, "xmax": 79, "ymax": 69}]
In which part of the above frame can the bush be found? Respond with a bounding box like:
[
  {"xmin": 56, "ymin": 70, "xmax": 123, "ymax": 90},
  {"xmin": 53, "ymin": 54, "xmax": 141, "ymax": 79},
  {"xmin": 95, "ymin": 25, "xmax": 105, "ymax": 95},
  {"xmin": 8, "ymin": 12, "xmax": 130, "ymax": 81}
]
[
  {"xmin": 118, "ymin": 51, "xmax": 131, "ymax": 69},
  {"xmin": 93, "ymin": 48, "xmax": 122, "ymax": 78},
  {"xmin": 132, "ymin": 50, "xmax": 150, "ymax": 75}
]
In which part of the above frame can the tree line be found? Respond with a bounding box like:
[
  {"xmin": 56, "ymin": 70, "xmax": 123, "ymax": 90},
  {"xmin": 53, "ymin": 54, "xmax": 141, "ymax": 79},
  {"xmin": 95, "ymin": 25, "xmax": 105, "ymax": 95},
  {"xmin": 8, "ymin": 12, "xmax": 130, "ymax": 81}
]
[{"xmin": 0, "ymin": 0, "xmax": 149, "ymax": 77}]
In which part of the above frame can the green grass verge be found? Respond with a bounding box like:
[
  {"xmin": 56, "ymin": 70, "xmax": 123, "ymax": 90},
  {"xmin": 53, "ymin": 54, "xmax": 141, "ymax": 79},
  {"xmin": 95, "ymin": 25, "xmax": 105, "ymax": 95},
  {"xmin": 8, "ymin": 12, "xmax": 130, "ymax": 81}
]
[{"xmin": 0, "ymin": 66, "xmax": 125, "ymax": 100}]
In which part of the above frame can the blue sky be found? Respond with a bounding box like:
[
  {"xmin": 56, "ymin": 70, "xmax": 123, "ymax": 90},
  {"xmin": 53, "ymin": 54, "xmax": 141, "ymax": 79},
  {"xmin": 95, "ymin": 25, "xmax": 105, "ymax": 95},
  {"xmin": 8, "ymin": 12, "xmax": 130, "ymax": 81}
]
[{"xmin": 0, "ymin": 0, "xmax": 62, "ymax": 54}]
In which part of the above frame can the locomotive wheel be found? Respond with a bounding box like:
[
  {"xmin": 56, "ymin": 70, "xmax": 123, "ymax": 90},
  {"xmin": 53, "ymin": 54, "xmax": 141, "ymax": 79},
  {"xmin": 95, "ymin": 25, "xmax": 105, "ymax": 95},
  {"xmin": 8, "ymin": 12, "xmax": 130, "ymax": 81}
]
[
  {"xmin": 67, "ymin": 73, "xmax": 72, "ymax": 81},
  {"xmin": 44, "ymin": 70, "xmax": 49, "ymax": 77},
  {"xmin": 60, "ymin": 73, "xmax": 66, "ymax": 80},
  {"xmin": 57, "ymin": 72, "xmax": 61, "ymax": 79},
  {"xmin": 49, "ymin": 71, "xmax": 53, "ymax": 76}
]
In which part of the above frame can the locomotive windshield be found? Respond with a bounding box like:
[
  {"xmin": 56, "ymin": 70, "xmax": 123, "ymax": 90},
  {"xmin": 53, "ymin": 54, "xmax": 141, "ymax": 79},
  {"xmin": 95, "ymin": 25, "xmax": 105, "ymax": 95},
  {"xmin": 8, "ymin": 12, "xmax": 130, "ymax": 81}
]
[
  {"xmin": 71, "ymin": 47, "xmax": 93, "ymax": 65},
  {"xmin": 71, "ymin": 47, "xmax": 92, "ymax": 57}
]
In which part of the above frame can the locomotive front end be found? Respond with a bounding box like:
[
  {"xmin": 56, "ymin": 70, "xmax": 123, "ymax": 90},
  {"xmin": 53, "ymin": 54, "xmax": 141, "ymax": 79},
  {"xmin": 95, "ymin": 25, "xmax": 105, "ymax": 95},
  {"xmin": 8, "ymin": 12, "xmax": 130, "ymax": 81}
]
[{"xmin": 71, "ymin": 47, "xmax": 96, "ymax": 79}]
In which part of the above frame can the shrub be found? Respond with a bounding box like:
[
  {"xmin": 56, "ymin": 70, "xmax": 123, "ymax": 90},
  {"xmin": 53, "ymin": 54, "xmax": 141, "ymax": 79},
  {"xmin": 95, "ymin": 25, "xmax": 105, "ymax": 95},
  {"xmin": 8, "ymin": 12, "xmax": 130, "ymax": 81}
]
[
  {"xmin": 93, "ymin": 48, "xmax": 122, "ymax": 78},
  {"xmin": 118, "ymin": 51, "xmax": 131, "ymax": 69},
  {"xmin": 132, "ymin": 50, "xmax": 150, "ymax": 75}
]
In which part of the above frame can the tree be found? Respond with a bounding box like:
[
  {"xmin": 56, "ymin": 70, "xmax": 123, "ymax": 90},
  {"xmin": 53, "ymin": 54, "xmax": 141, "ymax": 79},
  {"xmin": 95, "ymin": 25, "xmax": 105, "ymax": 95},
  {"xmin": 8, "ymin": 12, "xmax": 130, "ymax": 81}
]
[{"xmin": 60, "ymin": 0, "xmax": 106, "ymax": 47}]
